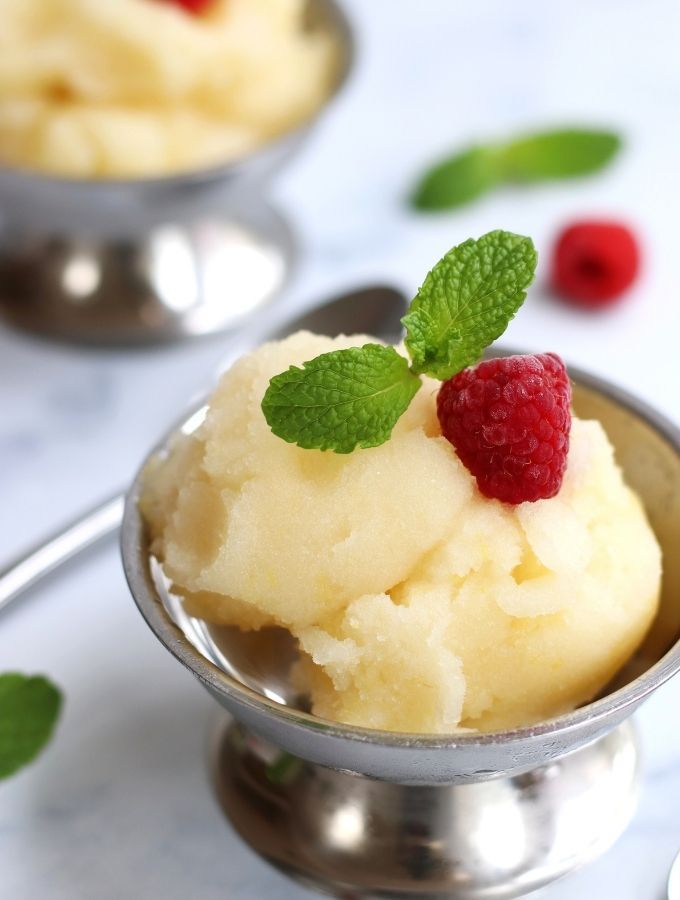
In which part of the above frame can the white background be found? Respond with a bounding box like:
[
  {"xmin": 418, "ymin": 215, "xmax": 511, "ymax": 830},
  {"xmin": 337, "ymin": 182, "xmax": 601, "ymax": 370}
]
[{"xmin": 1, "ymin": 0, "xmax": 680, "ymax": 897}]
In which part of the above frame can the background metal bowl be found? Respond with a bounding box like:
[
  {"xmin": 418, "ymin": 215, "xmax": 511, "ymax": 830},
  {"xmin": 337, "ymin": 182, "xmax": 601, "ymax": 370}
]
[{"xmin": 0, "ymin": 0, "xmax": 354, "ymax": 345}]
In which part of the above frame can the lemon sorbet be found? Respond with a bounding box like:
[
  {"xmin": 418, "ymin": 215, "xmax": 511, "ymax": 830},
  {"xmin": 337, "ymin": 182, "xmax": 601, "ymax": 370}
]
[
  {"xmin": 141, "ymin": 332, "xmax": 661, "ymax": 733},
  {"xmin": 0, "ymin": 0, "xmax": 338, "ymax": 177}
]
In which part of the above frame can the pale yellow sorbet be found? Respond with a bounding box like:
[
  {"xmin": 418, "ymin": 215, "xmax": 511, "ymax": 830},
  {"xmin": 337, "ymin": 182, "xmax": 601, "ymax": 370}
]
[
  {"xmin": 0, "ymin": 0, "xmax": 338, "ymax": 177},
  {"xmin": 141, "ymin": 332, "xmax": 662, "ymax": 733}
]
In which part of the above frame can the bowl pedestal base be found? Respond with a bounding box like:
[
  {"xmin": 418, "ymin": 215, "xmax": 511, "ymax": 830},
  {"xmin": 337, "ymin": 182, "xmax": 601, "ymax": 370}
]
[
  {"xmin": 210, "ymin": 716, "xmax": 640, "ymax": 899},
  {"xmin": 0, "ymin": 193, "xmax": 293, "ymax": 344}
]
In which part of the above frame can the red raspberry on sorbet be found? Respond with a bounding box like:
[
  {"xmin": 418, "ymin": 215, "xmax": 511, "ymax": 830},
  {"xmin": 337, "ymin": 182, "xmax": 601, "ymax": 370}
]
[
  {"xmin": 437, "ymin": 353, "xmax": 572, "ymax": 505},
  {"xmin": 162, "ymin": 0, "xmax": 212, "ymax": 14}
]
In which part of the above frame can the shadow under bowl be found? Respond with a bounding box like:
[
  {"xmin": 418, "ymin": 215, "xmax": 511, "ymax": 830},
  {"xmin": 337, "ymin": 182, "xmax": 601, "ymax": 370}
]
[
  {"xmin": 0, "ymin": 0, "xmax": 354, "ymax": 344},
  {"xmin": 121, "ymin": 361, "xmax": 680, "ymax": 785}
]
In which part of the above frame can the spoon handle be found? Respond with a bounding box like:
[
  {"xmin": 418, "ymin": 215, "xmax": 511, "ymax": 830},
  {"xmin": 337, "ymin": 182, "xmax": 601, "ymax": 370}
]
[{"xmin": 0, "ymin": 493, "xmax": 124, "ymax": 614}]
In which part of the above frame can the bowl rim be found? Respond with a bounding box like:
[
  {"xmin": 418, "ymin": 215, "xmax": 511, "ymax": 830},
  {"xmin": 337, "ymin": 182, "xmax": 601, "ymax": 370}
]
[
  {"xmin": 0, "ymin": 0, "xmax": 355, "ymax": 190},
  {"xmin": 121, "ymin": 359, "xmax": 680, "ymax": 750}
]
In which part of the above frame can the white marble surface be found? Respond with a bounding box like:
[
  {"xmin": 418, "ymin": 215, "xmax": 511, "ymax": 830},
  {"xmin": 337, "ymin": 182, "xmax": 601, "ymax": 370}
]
[{"xmin": 1, "ymin": 0, "xmax": 680, "ymax": 897}]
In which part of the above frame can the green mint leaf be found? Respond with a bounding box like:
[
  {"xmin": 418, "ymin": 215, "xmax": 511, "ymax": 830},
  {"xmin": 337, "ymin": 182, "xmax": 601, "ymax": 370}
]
[
  {"xmin": 403, "ymin": 230, "xmax": 538, "ymax": 380},
  {"xmin": 0, "ymin": 673, "xmax": 62, "ymax": 779},
  {"xmin": 500, "ymin": 128, "xmax": 621, "ymax": 181},
  {"xmin": 411, "ymin": 126, "xmax": 621, "ymax": 211},
  {"xmin": 261, "ymin": 344, "xmax": 421, "ymax": 454},
  {"xmin": 411, "ymin": 145, "xmax": 501, "ymax": 211}
]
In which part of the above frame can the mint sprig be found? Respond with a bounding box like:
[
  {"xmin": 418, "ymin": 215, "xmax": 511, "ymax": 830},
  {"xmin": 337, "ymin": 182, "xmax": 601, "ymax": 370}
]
[
  {"xmin": 262, "ymin": 230, "xmax": 537, "ymax": 453},
  {"xmin": 0, "ymin": 673, "xmax": 62, "ymax": 780},
  {"xmin": 403, "ymin": 230, "xmax": 537, "ymax": 379},
  {"xmin": 262, "ymin": 344, "xmax": 421, "ymax": 453},
  {"xmin": 412, "ymin": 126, "xmax": 621, "ymax": 211}
]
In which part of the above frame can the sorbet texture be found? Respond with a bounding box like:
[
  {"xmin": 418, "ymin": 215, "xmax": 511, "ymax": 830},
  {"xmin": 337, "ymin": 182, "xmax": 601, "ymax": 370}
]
[
  {"xmin": 142, "ymin": 333, "xmax": 662, "ymax": 733},
  {"xmin": 0, "ymin": 0, "xmax": 337, "ymax": 177}
]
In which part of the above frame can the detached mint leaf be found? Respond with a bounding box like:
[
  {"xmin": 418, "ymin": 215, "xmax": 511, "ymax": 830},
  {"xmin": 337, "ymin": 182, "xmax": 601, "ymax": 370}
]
[
  {"xmin": 262, "ymin": 344, "xmax": 421, "ymax": 454},
  {"xmin": 500, "ymin": 128, "xmax": 621, "ymax": 181},
  {"xmin": 0, "ymin": 673, "xmax": 62, "ymax": 780},
  {"xmin": 403, "ymin": 230, "xmax": 537, "ymax": 380},
  {"xmin": 411, "ymin": 146, "xmax": 501, "ymax": 211},
  {"xmin": 411, "ymin": 126, "xmax": 621, "ymax": 211}
]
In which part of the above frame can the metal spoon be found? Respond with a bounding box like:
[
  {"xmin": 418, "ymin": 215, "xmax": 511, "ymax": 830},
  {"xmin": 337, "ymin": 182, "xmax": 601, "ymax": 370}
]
[
  {"xmin": 669, "ymin": 850, "xmax": 680, "ymax": 899},
  {"xmin": 0, "ymin": 284, "xmax": 407, "ymax": 613}
]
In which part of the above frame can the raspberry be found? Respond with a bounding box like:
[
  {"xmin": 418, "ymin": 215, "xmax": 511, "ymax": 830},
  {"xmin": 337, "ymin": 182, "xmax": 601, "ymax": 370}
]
[
  {"xmin": 551, "ymin": 220, "xmax": 639, "ymax": 309},
  {"xmin": 161, "ymin": 0, "xmax": 212, "ymax": 14},
  {"xmin": 437, "ymin": 354, "xmax": 571, "ymax": 504}
]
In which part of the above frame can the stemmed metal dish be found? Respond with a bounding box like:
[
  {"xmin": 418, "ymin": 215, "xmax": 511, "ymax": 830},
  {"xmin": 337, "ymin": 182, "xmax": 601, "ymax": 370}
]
[
  {"xmin": 0, "ymin": 0, "xmax": 353, "ymax": 344},
  {"xmin": 122, "ymin": 359, "xmax": 680, "ymax": 898}
]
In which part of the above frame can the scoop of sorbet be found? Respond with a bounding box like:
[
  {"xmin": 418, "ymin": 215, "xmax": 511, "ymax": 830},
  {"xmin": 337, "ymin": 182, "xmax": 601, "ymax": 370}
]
[{"xmin": 141, "ymin": 332, "xmax": 661, "ymax": 734}]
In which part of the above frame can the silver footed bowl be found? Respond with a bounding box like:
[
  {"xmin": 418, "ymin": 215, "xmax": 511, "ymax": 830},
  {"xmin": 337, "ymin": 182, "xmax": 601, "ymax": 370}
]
[
  {"xmin": 121, "ymin": 363, "xmax": 680, "ymax": 900},
  {"xmin": 0, "ymin": 0, "xmax": 353, "ymax": 345}
]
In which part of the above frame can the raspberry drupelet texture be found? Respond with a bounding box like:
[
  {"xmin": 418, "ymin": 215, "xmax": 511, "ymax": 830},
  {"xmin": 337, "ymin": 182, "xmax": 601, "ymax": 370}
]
[{"xmin": 437, "ymin": 353, "xmax": 572, "ymax": 504}]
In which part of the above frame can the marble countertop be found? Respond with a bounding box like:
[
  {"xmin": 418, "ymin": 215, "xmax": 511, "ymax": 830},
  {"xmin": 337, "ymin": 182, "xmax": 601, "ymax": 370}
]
[{"xmin": 1, "ymin": 0, "xmax": 679, "ymax": 897}]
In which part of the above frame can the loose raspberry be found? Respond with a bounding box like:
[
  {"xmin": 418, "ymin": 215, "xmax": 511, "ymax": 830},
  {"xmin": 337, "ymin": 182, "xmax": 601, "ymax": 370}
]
[
  {"xmin": 551, "ymin": 220, "xmax": 639, "ymax": 309},
  {"xmin": 160, "ymin": 0, "xmax": 213, "ymax": 14},
  {"xmin": 437, "ymin": 354, "xmax": 571, "ymax": 504}
]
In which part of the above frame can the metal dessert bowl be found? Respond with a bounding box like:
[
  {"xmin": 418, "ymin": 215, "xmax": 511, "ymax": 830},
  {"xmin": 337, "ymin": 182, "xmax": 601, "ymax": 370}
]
[
  {"xmin": 0, "ymin": 0, "xmax": 353, "ymax": 345},
  {"xmin": 121, "ymin": 364, "xmax": 680, "ymax": 900}
]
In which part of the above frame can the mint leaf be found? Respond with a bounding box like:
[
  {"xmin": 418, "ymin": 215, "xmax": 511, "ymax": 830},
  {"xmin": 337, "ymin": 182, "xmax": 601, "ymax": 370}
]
[
  {"xmin": 500, "ymin": 128, "xmax": 621, "ymax": 181},
  {"xmin": 411, "ymin": 146, "xmax": 501, "ymax": 211},
  {"xmin": 403, "ymin": 230, "xmax": 537, "ymax": 380},
  {"xmin": 261, "ymin": 344, "xmax": 421, "ymax": 454},
  {"xmin": 0, "ymin": 673, "xmax": 62, "ymax": 779},
  {"xmin": 411, "ymin": 126, "xmax": 621, "ymax": 211},
  {"xmin": 262, "ymin": 231, "xmax": 539, "ymax": 453}
]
